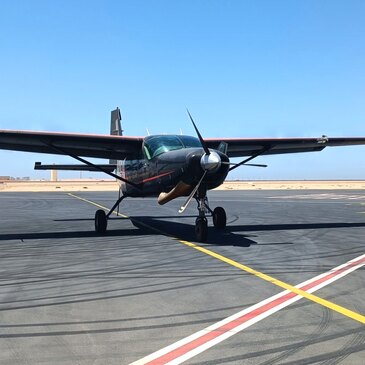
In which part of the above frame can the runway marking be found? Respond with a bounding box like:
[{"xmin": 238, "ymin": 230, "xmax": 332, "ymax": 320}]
[
  {"xmin": 67, "ymin": 193, "xmax": 129, "ymax": 219},
  {"xmin": 179, "ymin": 241, "xmax": 365, "ymax": 323},
  {"xmin": 68, "ymin": 193, "xmax": 365, "ymax": 362},
  {"xmin": 130, "ymin": 253, "xmax": 365, "ymax": 365},
  {"xmin": 268, "ymin": 193, "xmax": 365, "ymax": 201}
]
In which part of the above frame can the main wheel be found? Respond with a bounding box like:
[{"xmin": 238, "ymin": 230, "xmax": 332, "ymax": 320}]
[
  {"xmin": 195, "ymin": 217, "xmax": 208, "ymax": 242},
  {"xmin": 213, "ymin": 207, "xmax": 226, "ymax": 229},
  {"xmin": 95, "ymin": 209, "xmax": 107, "ymax": 233}
]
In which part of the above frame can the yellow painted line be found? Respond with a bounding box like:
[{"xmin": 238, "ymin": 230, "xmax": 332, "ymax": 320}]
[
  {"xmin": 67, "ymin": 193, "xmax": 129, "ymax": 218},
  {"xmin": 68, "ymin": 193, "xmax": 365, "ymax": 324},
  {"xmin": 179, "ymin": 239, "xmax": 365, "ymax": 324}
]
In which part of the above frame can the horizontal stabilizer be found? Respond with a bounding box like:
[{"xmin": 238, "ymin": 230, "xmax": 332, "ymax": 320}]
[{"xmin": 34, "ymin": 162, "xmax": 116, "ymax": 172}]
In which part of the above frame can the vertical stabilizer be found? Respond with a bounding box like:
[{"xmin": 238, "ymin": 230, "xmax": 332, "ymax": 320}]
[
  {"xmin": 110, "ymin": 107, "xmax": 123, "ymax": 136},
  {"xmin": 110, "ymin": 107, "xmax": 123, "ymax": 165}
]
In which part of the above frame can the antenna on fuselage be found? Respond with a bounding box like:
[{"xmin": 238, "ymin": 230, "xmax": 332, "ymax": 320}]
[
  {"xmin": 146, "ymin": 128, "xmax": 150, "ymax": 136},
  {"xmin": 180, "ymin": 128, "xmax": 183, "ymax": 135}
]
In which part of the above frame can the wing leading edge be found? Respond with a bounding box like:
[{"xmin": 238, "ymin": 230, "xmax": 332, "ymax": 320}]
[
  {"xmin": 0, "ymin": 130, "xmax": 143, "ymax": 159},
  {"xmin": 1, "ymin": 130, "xmax": 365, "ymax": 161},
  {"xmin": 205, "ymin": 137, "xmax": 365, "ymax": 158}
]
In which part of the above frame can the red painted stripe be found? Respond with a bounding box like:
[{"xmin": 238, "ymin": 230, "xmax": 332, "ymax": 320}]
[
  {"xmin": 144, "ymin": 255, "xmax": 365, "ymax": 365},
  {"xmin": 147, "ymin": 291, "xmax": 297, "ymax": 364},
  {"xmin": 142, "ymin": 171, "xmax": 175, "ymax": 183},
  {"xmin": 299, "ymin": 256, "xmax": 365, "ymax": 292}
]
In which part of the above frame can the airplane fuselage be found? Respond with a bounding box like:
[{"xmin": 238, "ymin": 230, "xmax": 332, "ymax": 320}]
[{"xmin": 118, "ymin": 135, "xmax": 230, "ymax": 198}]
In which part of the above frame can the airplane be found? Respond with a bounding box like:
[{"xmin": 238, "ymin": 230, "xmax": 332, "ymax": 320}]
[{"xmin": 1, "ymin": 107, "xmax": 365, "ymax": 242}]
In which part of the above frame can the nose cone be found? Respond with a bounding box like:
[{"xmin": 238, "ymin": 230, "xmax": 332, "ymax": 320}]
[
  {"xmin": 182, "ymin": 149, "xmax": 229, "ymax": 188},
  {"xmin": 200, "ymin": 151, "xmax": 221, "ymax": 172}
]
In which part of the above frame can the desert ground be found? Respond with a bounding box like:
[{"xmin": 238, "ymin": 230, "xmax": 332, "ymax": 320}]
[{"xmin": 0, "ymin": 179, "xmax": 365, "ymax": 192}]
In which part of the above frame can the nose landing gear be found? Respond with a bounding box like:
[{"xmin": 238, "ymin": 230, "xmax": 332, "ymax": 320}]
[{"xmin": 194, "ymin": 188, "xmax": 226, "ymax": 242}]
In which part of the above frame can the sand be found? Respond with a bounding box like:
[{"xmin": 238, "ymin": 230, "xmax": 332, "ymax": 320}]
[
  {"xmin": 1, "ymin": 179, "xmax": 364, "ymax": 192},
  {"xmin": 216, "ymin": 180, "xmax": 365, "ymax": 190},
  {"xmin": 0, "ymin": 180, "xmax": 119, "ymax": 192}
]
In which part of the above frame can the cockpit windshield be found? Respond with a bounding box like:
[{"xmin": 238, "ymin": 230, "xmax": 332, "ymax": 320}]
[
  {"xmin": 143, "ymin": 135, "xmax": 202, "ymax": 159},
  {"xmin": 179, "ymin": 135, "xmax": 202, "ymax": 148}
]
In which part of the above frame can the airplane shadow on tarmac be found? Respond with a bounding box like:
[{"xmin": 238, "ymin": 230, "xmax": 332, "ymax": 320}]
[
  {"xmin": 128, "ymin": 216, "xmax": 256, "ymax": 247},
  {"xmin": 0, "ymin": 227, "xmax": 148, "ymax": 242},
  {"xmin": 127, "ymin": 216, "xmax": 365, "ymax": 248},
  {"xmin": 0, "ymin": 217, "xmax": 364, "ymax": 248}
]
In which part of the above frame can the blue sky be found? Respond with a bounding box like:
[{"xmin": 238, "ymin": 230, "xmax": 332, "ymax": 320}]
[{"xmin": 0, "ymin": 0, "xmax": 364, "ymax": 179}]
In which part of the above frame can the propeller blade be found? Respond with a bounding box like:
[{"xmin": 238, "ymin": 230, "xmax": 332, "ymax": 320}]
[
  {"xmin": 229, "ymin": 146, "xmax": 271, "ymax": 172},
  {"xmin": 244, "ymin": 163, "xmax": 267, "ymax": 168},
  {"xmin": 222, "ymin": 161, "xmax": 267, "ymax": 168},
  {"xmin": 179, "ymin": 171, "xmax": 207, "ymax": 213},
  {"xmin": 187, "ymin": 109, "xmax": 210, "ymax": 155}
]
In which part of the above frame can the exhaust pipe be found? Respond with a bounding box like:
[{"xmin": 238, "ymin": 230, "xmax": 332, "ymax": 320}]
[{"xmin": 158, "ymin": 181, "xmax": 192, "ymax": 205}]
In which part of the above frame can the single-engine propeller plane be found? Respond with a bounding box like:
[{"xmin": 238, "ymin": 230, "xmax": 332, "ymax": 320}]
[{"xmin": 1, "ymin": 107, "xmax": 365, "ymax": 242}]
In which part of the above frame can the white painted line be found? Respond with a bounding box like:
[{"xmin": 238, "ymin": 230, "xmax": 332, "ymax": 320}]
[
  {"xmin": 129, "ymin": 253, "xmax": 365, "ymax": 365},
  {"xmin": 268, "ymin": 194, "xmax": 365, "ymax": 201}
]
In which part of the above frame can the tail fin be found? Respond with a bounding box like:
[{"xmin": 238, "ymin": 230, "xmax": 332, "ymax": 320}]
[
  {"xmin": 110, "ymin": 107, "xmax": 123, "ymax": 165},
  {"xmin": 110, "ymin": 107, "xmax": 123, "ymax": 136}
]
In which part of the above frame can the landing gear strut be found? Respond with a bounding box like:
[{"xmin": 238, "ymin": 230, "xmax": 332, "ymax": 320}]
[
  {"xmin": 94, "ymin": 193, "xmax": 126, "ymax": 234},
  {"xmin": 194, "ymin": 187, "xmax": 226, "ymax": 242}
]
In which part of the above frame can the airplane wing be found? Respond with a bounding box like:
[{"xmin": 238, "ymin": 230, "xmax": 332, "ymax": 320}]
[
  {"xmin": 0, "ymin": 130, "xmax": 143, "ymax": 159},
  {"xmin": 205, "ymin": 136, "xmax": 365, "ymax": 158}
]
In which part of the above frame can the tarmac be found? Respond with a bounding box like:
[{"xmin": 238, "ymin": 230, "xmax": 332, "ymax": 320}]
[{"xmin": 0, "ymin": 190, "xmax": 364, "ymax": 364}]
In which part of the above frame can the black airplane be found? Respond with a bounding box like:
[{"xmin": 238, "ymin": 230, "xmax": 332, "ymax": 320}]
[{"xmin": 1, "ymin": 107, "xmax": 365, "ymax": 242}]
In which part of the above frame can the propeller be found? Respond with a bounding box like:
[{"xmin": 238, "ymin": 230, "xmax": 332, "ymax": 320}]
[
  {"xmin": 161, "ymin": 112, "xmax": 269, "ymax": 211},
  {"xmin": 179, "ymin": 111, "xmax": 222, "ymax": 213}
]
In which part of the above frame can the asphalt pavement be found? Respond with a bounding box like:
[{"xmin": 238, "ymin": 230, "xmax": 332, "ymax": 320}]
[{"xmin": 0, "ymin": 190, "xmax": 364, "ymax": 364}]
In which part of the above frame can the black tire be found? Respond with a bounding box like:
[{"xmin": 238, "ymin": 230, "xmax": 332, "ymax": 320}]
[
  {"xmin": 95, "ymin": 209, "xmax": 107, "ymax": 233},
  {"xmin": 213, "ymin": 207, "xmax": 226, "ymax": 229},
  {"xmin": 195, "ymin": 217, "xmax": 208, "ymax": 242}
]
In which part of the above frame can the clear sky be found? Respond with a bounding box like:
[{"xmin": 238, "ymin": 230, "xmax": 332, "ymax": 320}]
[{"xmin": 0, "ymin": 0, "xmax": 364, "ymax": 180}]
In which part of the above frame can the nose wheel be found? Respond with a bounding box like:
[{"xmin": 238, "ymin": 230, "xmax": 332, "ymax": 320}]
[
  {"xmin": 194, "ymin": 190, "xmax": 226, "ymax": 242},
  {"xmin": 195, "ymin": 217, "xmax": 208, "ymax": 242}
]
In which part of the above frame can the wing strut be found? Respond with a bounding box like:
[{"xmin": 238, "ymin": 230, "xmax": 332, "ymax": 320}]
[
  {"xmin": 229, "ymin": 145, "xmax": 272, "ymax": 172},
  {"xmin": 46, "ymin": 144, "xmax": 141, "ymax": 190}
]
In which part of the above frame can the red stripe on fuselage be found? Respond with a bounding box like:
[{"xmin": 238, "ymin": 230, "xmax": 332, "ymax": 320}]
[{"xmin": 142, "ymin": 171, "xmax": 175, "ymax": 183}]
